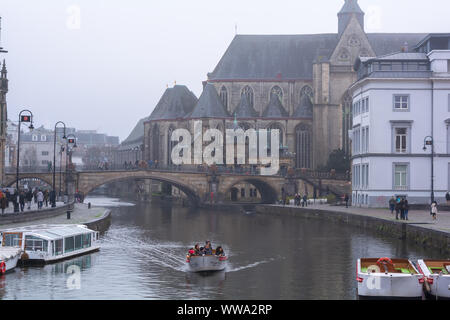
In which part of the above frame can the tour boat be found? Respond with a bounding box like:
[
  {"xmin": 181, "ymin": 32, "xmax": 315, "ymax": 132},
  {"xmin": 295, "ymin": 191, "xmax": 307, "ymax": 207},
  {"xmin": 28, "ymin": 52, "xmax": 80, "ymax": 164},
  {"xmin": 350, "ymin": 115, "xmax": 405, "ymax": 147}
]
[
  {"xmin": 0, "ymin": 247, "xmax": 22, "ymax": 274},
  {"xmin": 356, "ymin": 258, "xmax": 424, "ymax": 299},
  {"xmin": 417, "ymin": 259, "xmax": 450, "ymax": 300},
  {"xmin": 187, "ymin": 254, "xmax": 227, "ymax": 272},
  {"xmin": 0, "ymin": 224, "xmax": 100, "ymax": 265}
]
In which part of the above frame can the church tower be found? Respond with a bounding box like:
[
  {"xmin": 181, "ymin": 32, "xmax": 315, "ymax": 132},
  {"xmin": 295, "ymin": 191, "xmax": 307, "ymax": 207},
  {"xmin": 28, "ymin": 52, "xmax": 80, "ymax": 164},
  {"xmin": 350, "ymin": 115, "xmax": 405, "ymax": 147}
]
[
  {"xmin": 0, "ymin": 17, "xmax": 8, "ymax": 186},
  {"xmin": 338, "ymin": 0, "xmax": 365, "ymax": 37}
]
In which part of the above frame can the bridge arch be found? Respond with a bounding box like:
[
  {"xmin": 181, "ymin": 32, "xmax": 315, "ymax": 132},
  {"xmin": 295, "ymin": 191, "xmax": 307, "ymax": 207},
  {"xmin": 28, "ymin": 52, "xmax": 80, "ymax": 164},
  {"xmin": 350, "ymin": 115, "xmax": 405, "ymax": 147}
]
[
  {"xmin": 4, "ymin": 175, "xmax": 54, "ymax": 190},
  {"xmin": 220, "ymin": 177, "xmax": 280, "ymax": 204},
  {"xmin": 77, "ymin": 172, "xmax": 201, "ymax": 207}
]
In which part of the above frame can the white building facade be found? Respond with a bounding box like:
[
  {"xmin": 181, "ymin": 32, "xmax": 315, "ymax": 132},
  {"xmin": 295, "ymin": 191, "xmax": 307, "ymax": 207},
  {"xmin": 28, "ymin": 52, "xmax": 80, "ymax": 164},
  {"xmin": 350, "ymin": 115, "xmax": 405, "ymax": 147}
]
[{"xmin": 350, "ymin": 34, "xmax": 450, "ymax": 207}]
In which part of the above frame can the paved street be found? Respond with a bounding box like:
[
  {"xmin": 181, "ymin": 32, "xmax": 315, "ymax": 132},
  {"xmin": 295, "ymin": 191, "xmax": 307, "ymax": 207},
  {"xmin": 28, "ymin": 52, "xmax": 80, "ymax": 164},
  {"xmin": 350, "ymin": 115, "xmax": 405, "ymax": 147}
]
[
  {"xmin": 0, "ymin": 203, "xmax": 108, "ymax": 229},
  {"xmin": 275, "ymin": 203, "xmax": 450, "ymax": 234},
  {"xmin": 0, "ymin": 201, "xmax": 66, "ymax": 216}
]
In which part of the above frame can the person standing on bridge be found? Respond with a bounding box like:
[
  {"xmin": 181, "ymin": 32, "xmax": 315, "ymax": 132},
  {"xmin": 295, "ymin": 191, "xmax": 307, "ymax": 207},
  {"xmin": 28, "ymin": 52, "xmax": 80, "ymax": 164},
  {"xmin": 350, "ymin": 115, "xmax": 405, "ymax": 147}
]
[{"xmin": 37, "ymin": 190, "xmax": 44, "ymax": 210}]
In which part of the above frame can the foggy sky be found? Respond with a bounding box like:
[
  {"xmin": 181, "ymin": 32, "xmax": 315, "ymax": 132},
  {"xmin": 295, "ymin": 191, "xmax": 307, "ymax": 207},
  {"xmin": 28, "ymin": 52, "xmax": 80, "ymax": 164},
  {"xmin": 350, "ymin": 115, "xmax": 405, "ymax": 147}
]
[{"xmin": 1, "ymin": 0, "xmax": 449, "ymax": 142}]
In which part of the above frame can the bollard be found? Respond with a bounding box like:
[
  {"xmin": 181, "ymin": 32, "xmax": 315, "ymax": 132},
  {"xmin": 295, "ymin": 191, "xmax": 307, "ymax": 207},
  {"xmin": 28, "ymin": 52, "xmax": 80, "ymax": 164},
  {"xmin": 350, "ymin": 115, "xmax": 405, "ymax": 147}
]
[
  {"xmin": 88, "ymin": 203, "xmax": 91, "ymax": 209},
  {"xmin": 67, "ymin": 210, "xmax": 71, "ymax": 220}
]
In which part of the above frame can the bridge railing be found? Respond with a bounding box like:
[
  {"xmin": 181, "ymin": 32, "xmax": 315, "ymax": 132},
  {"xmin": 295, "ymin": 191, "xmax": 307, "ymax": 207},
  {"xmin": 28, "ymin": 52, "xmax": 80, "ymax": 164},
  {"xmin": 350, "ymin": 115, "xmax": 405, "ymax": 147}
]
[{"xmin": 5, "ymin": 166, "xmax": 54, "ymax": 174}]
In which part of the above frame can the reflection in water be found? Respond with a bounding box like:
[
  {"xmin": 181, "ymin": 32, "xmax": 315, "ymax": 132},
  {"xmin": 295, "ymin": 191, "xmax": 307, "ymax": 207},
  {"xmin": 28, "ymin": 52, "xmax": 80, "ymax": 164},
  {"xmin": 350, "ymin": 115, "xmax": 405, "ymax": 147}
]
[{"xmin": 0, "ymin": 196, "xmax": 446, "ymax": 300}]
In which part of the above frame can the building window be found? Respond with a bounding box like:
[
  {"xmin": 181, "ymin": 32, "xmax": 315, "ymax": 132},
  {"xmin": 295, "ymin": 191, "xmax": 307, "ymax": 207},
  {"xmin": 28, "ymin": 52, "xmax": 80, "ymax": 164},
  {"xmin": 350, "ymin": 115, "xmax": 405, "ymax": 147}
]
[
  {"xmin": 41, "ymin": 135, "xmax": 47, "ymax": 141},
  {"xmin": 241, "ymin": 86, "xmax": 254, "ymax": 108},
  {"xmin": 220, "ymin": 86, "xmax": 228, "ymax": 109},
  {"xmin": 32, "ymin": 135, "xmax": 38, "ymax": 141},
  {"xmin": 270, "ymin": 86, "xmax": 283, "ymax": 102},
  {"xmin": 394, "ymin": 164, "xmax": 409, "ymax": 190},
  {"xmin": 395, "ymin": 128, "xmax": 408, "ymax": 153},
  {"xmin": 295, "ymin": 124, "xmax": 312, "ymax": 169},
  {"xmin": 394, "ymin": 95, "xmax": 409, "ymax": 110},
  {"xmin": 42, "ymin": 151, "xmax": 49, "ymax": 156}
]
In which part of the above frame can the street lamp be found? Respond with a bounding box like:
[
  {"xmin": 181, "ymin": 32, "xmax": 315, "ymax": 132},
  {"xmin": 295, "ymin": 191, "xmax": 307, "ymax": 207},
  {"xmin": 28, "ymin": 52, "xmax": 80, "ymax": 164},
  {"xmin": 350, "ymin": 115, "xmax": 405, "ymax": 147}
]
[
  {"xmin": 423, "ymin": 136, "xmax": 434, "ymax": 203},
  {"xmin": 64, "ymin": 134, "xmax": 77, "ymax": 202},
  {"xmin": 15, "ymin": 109, "xmax": 34, "ymax": 212},
  {"xmin": 52, "ymin": 121, "xmax": 66, "ymax": 207},
  {"xmin": 59, "ymin": 144, "xmax": 65, "ymax": 199}
]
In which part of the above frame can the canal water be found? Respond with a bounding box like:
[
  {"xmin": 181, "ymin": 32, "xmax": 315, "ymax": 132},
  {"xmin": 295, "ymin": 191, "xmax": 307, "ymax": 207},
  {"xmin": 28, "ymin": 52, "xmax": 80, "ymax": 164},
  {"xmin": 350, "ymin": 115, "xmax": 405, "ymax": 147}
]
[{"xmin": 0, "ymin": 196, "xmax": 445, "ymax": 300}]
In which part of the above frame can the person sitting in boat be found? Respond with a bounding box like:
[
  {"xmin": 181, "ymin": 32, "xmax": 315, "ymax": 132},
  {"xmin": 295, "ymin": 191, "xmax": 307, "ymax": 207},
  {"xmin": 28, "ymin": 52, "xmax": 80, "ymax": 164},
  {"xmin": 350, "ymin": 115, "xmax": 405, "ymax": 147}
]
[
  {"xmin": 204, "ymin": 241, "xmax": 213, "ymax": 255},
  {"xmin": 215, "ymin": 246, "xmax": 225, "ymax": 257},
  {"xmin": 194, "ymin": 243, "xmax": 201, "ymax": 255}
]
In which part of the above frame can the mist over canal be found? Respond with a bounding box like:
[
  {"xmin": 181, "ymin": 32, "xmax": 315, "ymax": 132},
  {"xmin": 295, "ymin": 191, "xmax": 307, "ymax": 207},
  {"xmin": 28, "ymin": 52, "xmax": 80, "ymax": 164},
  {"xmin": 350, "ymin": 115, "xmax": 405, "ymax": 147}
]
[{"xmin": 0, "ymin": 196, "xmax": 444, "ymax": 300}]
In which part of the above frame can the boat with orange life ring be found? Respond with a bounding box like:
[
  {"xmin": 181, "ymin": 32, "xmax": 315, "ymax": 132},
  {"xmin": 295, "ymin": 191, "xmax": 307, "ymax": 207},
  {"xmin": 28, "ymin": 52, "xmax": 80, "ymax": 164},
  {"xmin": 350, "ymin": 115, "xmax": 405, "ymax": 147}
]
[
  {"xmin": 0, "ymin": 247, "xmax": 22, "ymax": 274},
  {"xmin": 356, "ymin": 258, "xmax": 424, "ymax": 299},
  {"xmin": 186, "ymin": 246, "xmax": 227, "ymax": 272}
]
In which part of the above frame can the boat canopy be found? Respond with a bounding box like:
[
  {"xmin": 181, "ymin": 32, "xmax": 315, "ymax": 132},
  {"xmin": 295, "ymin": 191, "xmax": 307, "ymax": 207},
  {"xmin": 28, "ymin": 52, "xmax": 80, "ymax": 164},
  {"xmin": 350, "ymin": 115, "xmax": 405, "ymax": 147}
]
[{"xmin": 2, "ymin": 224, "xmax": 92, "ymax": 241}]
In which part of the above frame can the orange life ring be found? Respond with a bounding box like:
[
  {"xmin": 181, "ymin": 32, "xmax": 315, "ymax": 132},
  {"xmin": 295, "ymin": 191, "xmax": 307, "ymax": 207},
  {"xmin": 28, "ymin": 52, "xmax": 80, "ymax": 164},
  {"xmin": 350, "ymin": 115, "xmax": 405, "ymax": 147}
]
[
  {"xmin": 376, "ymin": 257, "xmax": 393, "ymax": 266},
  {"xmin": 0, "ymin": 261, "xmax": 6, "ymax": 274}
]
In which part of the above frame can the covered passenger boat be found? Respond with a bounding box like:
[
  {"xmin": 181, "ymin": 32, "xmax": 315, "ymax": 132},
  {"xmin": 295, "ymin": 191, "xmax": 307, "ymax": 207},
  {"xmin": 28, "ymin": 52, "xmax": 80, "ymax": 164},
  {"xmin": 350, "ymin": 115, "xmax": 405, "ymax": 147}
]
[
  {"xmin": 0, "ymin": 247, "xmax": 22, "ymax": 274},
  {"xmin": 356, "ymin": 258, "xmax": 424, "ymax": 299},
  {"xmin": 0, "ymin": 224, "xmax": 100, "ymax": 265},
  {"xmin": 417, "ymin": 259, "xmax": 450, "ymax": 300}
]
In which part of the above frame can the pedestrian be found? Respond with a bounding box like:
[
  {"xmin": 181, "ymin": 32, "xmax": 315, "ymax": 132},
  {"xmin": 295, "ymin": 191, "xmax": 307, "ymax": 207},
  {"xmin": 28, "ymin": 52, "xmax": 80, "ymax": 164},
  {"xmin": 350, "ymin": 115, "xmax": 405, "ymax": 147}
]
[
  {"xmin": 388, "ymin": 196, "xmax": 396, "ymax": 215},
  {"xmin": 344, "ymin": 194, "xmax": 349, "ymax": 208},
  {"xmin": 431, "ymin": 201, "xmax": 438, "ymax": 221},
  {"xmin": 33, "ymin": 189, "xmax": 38, "ymax": 204},
  {"xmin": 26, "ymin": 189, "xmax": 33, "ymax": 209},
  {"xmin": 19, "ymin": 190, "xmax": 25, "ymax": 212},
  {"xmin": 44, "ymin": 190, "xmax": 49, "ymax": 207},
  {"xmin": 0, "ymin": 193, "xmax": 6, "ymax": 215},
  {"xmin": 12, "ymin": 189, "xmax": 19, "ymax": 213},
  {"xmin": 446, "ymin": 192, "xmax": 450, "ymax": 205},
  {"xmin": 50, "ymin": 190, "xmax": 56, "ymax": 207},
  {"xmin": 303, "ymin": 195, "xmax": 308, "ymax": 207},
  {"xmin": 37, "ymin": 189, "xmax": 44, "ymax": 210},
  {"xmin": 394, "ymin": 197, "xmax": 401, "ymax": 220},
  {"xmin": 5, "ymin": 189, "xmax": 10, "ymax": 208},
  {"xmin": 399, "ymin": 198, "xmax": 405, "ymax": 220},
  {"xmin": 404, "ymin": 198, "xmax": 409, "ymax": 220}
]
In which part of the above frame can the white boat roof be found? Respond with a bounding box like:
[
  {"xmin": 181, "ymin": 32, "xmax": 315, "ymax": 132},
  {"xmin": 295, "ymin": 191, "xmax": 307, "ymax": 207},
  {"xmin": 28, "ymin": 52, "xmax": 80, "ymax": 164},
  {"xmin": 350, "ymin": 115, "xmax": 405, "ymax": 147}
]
[
  {"xmin": 0, "ymin": 247, "xmax": 22, "ymax": 260},
  {"xmin": 1, "ymin": 224, "xmax": 94, "ymax": 240}
]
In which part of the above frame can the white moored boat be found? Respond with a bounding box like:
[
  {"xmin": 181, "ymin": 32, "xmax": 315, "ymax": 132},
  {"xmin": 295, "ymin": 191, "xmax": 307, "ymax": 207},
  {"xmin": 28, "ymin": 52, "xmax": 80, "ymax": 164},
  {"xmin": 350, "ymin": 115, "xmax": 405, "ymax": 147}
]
[
  {"xmin": 417, "ymin": 259, "xmax": 450, "ymax": 300},
  {"xmin": 0, "ymin": 247, "xmax": 22, "ymax": 274},
  {"xmin": 187, "ymin": 254, "xmax": 227, "ymax": 272},
  {"xmin": 0, "ymin": 224, "xmax": 100, "ymax": 265},
  {"xmin": 356, "ymin": 258, "xmax": 424, "ymax": 299}
]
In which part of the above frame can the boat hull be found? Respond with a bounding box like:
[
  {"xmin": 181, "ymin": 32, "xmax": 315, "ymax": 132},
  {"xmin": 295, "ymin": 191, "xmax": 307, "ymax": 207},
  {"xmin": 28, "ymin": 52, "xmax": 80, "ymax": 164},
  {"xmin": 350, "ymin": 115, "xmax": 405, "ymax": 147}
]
[
  {"xmin": 0, "ymin": 248, "xmax": 22, "ymax": 274},
  {"xmin": 188, "ymin": 255, "xmax": 226, "ymax": 272},
  {"xmin": 357, "ymin": 259, "xmax": 423, "ymax": 299},
  {"xmin": 19, "ymin": 245, "xmax": 100, "ymax": 266},
  {"xmin": 417, "ymin": 260, "xmax": 450, "ymax": 299}
]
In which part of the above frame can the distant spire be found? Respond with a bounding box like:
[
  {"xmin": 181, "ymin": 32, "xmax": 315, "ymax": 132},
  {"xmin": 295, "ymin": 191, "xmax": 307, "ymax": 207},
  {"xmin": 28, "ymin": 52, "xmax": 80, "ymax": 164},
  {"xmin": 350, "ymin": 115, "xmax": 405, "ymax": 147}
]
[
  {"xmin": 338, "ymin": 0, "xmax": 365, "ymax": 37},
  {"xmin": 235, "ymin": 23, "xmax": 238, "ymax": 35}
]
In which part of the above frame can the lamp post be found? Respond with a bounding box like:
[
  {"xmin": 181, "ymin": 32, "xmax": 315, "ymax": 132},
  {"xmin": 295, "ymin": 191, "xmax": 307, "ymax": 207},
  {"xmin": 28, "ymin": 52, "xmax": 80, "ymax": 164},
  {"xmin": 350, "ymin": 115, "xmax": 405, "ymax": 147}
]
[
  {"xmin": 65, "ymin": 134, "xmax": 77, "ymax": 202},
  {"xmin": 52, "ymin": 121, "xmax": 66, "ymax": 207},
  {"xmin": 15, "ymin": 109, "xmax": 34, "ymax": 212},
  {"xmin": 59, "ymin": 144, "xmax": 65, "ymax": 199},
  {"xmin": 423, "ymin": 136, "xmax": 434, "ymax": 203}
]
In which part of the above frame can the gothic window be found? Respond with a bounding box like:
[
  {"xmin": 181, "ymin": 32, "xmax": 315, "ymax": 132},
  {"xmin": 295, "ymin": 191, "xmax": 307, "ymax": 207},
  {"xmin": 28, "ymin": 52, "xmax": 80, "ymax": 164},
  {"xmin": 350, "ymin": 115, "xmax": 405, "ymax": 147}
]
[
  {"xmin": 267, "ymin": 123, "xmax": 283, "ymax": 152},
  {"xmin": 241, "ymin": 85, "xmax": 254, "ymax": 108},
  {"xmin": 295, "ymin": 124, "xmax": 312, "ymax": 169},
  {"xmin": 270, "ymin": 86, "xmax": 283, "ymax": 102},
  {"xmin": 220, "ymin": 86, "xmax": 228, "ymax": 109},
  {"xmin": 342, "ymin": 92, "xmax": 353, "ymax": 156},
  {"xmin": 338, "ymin": 49, "xmax": 350, "ymax": 61},
  {"xmin": 300, "ymin": 85, "xmax": 313, "ymax": 100},
  {"xmin": 167, "ymin": 126, "xmax": 176, "ymax": 165},
  {"xmin": 348, "ymin": 35, "xmax": 361, "ymax": 47},
  {"xmin": 151, "ymin": 124, "xmax": 160, "ymax": 162}
]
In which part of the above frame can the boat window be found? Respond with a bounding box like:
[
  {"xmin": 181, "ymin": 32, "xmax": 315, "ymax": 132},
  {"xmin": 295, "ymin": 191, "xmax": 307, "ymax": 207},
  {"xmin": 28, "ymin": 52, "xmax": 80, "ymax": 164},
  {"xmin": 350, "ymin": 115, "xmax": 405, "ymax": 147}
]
[
  {"xmin": 55, "ymin": 239, "xmax": 63, "ymax": 256},
  {"xmin": 82, "ymin": 233, "xmax": 91, "ymax": 248},
  {"xmin": 4, "ymin": 233, "xmax": 22, "ymax": 247},
  {"xmin": 75, "ymin": 235, "xmax": 82, "ymax": 250},
  {"xmin": 64, "ymin": 236, "xmax": 75, "ymax": 253},
  {"xmin": 24, "ymin": 235, "xmax": 48, "ymax": 252}
]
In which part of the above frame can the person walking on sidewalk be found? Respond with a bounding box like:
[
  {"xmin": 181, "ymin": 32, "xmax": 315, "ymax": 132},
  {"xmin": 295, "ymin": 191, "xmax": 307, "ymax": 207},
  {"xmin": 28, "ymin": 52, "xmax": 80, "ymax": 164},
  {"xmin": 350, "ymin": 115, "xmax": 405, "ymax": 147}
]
[
  {"xmin": 26, "ymin": 189, "xmax": 33, "ymax": 210},
  {"xmin": 37, "ymin": 190, "xmax": 44, "ymax": 210},
  {"xmin": 19, "ymin": 190, "xmax": 25, "ymax": 212},
  {"xmin": 404, "ymin": 198, "xmax": 409, "ymax": 220},
  {"xmin": 0, "ymin": 193, "xmax": 6, "ymax": 215},
  {"xmin": 394, "ymin": 197, "xmax": 401, "ymax": 220},
  {"xmin": 431, "ymin": 201, "xmax": 438, "ymax": 221},
  {"xmin": 389, "ymin": 196, "xmax": 396, "ymax": 215},
  {"xmin": 44, "ymin": 190, "xmax": 49, "ymax": 207},
  {"xmin": 344, "ymin": 194, "xmax": 349, "ymax": 208}
]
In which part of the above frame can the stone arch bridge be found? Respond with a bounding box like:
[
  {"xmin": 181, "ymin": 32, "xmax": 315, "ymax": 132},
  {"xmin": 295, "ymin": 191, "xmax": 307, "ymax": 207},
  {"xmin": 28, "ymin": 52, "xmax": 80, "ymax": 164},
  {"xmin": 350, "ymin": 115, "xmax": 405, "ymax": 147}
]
[{"xmin": 4, "ymin": 169, "xmax": 350, "ymax": 206}]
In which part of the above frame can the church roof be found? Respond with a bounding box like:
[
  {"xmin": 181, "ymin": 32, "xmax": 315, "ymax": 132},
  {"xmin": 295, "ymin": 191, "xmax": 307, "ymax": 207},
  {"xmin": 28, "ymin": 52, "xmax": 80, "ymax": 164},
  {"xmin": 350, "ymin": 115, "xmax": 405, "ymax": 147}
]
[
  {"xmin": 207, "ymin": 33, "xmax": 428, "ymax": 81},
  {"xmin": 148, "ymin": 85, "xmax": 198, "ymax": 121},
  {"xmin": 262, "ymin": 94, "xmax": 289, "ymax": 119},
  {"xmin": 121, "ymin": 116, "xmax": 149, "ymax": 147},
  {"xmin": 186, "ymin": 83, "xmax": 231, "ymax": 119},
  {"xmin": 234, "ymin": 94, "xmax": 258, "ymax": 119},
  {"xmin": 338, "ymin": 0, "xmax": 364, "ymax": 15}
]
